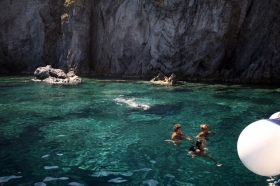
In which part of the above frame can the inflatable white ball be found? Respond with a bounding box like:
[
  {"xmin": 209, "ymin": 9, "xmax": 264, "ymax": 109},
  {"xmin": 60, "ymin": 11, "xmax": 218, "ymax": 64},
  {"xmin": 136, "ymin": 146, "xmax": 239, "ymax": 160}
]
[
  {"xmin": 237, "ymin": 119, "xmax": 280, "ymax": 176},
  {"xmin": 269, "ymin": 111, "xmax": 280, "ymax": 120}
]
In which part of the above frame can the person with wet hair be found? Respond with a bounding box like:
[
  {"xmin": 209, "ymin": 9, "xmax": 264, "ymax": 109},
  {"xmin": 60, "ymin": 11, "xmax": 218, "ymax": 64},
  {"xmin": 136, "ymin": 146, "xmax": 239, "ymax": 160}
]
[
  {"xmin": 189, "ymin": 138, "xmax": 222, "ymax": 167},
  {"xmin": 169, "ymin": 124, "xmax": 193, "ymax": 146},
  {"xmin": 196, "ymin": 124, "xmax": 216, "ymax": 140},
  {"xmin": 194, "ymin": 124, "xmax": 216, "ymax": 154}
]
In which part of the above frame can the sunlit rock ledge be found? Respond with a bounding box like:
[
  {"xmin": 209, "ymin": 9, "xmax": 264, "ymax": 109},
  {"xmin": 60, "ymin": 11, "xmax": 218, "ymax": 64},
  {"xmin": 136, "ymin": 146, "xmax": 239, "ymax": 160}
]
[
  {"xmin": 31, "ymin": 65, "xmax": 81, "ymax": 85},
  {"xmin": 150, "ymin": 73, "xmax": 178, "ymax": 86}
]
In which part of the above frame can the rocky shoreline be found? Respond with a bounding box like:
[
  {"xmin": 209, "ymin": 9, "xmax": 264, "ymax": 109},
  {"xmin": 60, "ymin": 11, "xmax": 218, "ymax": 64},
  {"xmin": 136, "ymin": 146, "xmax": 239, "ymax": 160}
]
[
  {"xmin": 0, "ymin": 0, "xmax": 279, "ymax": 84},
  {"xmin": 32, "ymin": 65, "xmax": 81, "ymax": 85}
]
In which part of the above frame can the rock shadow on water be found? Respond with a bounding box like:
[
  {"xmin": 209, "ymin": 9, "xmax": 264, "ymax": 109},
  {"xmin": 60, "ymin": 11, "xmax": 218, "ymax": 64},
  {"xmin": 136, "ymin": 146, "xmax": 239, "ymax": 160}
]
[
  {"xmin": 123, "ymin": 103, "xmax": 184, "ymax": 126},
  {"xmin": 63, "ymin": 106, "xmax": 100, "ymax": 120}
]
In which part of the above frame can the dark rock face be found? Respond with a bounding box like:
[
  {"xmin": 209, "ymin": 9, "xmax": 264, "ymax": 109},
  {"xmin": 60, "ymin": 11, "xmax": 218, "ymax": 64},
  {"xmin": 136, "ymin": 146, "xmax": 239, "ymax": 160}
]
[
  {"xmin": 227, "ymin": 0, "xmax": 280, "ymax": 83},
  {"xmin": 0, "ymin": 0, "xmax": 279, "ymax": 84},
  {"xmin": 34, "ymin": 66, "xmax": 51, "ymax": 80},
  {"xmin": 0, "ymin": 0, "xmax": 64, "ymax": 73}
]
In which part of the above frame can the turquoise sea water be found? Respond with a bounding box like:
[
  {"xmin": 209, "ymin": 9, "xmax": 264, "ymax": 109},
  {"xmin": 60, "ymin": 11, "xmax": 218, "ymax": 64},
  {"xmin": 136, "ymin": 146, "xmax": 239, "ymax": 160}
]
[{"xmin": 0, "ymin": 75, "xmax": 279, "ymax": 186}]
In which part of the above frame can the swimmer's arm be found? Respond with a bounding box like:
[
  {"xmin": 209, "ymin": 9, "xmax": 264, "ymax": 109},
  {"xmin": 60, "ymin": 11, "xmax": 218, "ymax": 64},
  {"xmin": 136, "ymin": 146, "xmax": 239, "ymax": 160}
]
[
  {"xmin": 176, "ymin": 132, "xmax": 193, "ymax": 143},
  {"xmin": 196, "ymin": 132, "xmax": 203, "ymax": 138},
  {"xmin": 185, "ymin": 135, "xmax": 194, "ymax": 143},
  {"xmin": 209, "ymin": 131, "xmax": 216, "ymax": 135},
  {"xmin": 141, "ymin": 104, "xmax": 150, "ymax": 109},
  {"xmin": 165, "ymin": 139, "xmax": 181, "ymax": 146},
  {"xmin": 171, "ymin": 133, "xmax": 176, "ymax": 140}
]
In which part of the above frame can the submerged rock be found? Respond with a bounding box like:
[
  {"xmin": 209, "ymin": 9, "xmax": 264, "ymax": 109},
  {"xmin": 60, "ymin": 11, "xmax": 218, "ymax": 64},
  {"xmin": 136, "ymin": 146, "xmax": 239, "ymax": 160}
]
[
  {"xmin": 150, "ymin": 73, "xmax": 178, "ymax": 85},
  {"xmin": 32, "ymin": 66, "xmax": 81, "ymax": 85}
]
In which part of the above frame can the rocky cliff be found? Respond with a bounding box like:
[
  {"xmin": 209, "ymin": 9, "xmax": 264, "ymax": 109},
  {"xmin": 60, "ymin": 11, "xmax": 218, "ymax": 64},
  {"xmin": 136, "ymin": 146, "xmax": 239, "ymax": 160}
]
[{"xmin": 0, "ymin": 0, "xmax": 279, "ymax": 84}]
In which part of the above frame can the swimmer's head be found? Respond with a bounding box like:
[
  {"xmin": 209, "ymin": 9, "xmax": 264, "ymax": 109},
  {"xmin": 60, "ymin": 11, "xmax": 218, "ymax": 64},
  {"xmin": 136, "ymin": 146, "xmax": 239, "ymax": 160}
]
[
  {"xmin": 143, "ymin": 105, "xmax": 150, "ymax": 110},
  {"xmin": 174, "ymin": 124, "xmax": 182, "ymax": 132},
  {"xmin": 200, "ymin": 124, "xmax": 209, "ymax": 130}
]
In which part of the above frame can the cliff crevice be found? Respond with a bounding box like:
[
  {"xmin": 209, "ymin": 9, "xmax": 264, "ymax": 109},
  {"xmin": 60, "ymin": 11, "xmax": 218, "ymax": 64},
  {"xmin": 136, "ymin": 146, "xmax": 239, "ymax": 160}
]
[{"xmin": 0, "ymin": 0, "xmax": 279, "ymax": 84}]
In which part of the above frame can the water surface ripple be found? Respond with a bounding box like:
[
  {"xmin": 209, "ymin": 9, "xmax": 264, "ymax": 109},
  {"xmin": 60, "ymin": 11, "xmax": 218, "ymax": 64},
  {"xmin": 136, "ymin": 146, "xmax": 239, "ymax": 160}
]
[{"xmin": 0, "ymin": 76, "xmax": 279, "ymax": 185}]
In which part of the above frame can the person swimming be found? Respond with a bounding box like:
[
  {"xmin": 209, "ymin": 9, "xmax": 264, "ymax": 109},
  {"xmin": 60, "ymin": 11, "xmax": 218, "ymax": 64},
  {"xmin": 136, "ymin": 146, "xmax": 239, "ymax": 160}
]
[
  {"xmin": 196, "ymin": 124, "xmax": 216, "ymax": 140},
  {"xmin": 125, "ymin": 100, "xmax": 150, "ymax": 110},
  {"xmin": 115, "ymin": 97, "xmax": 150, "ymax": 110},
  {"xmin": 165, "ymin": 124, "xmax": 193, "ymax": 146},
  {"xmin": 189, "ymin": 138, "xmax": 222, "ymax": 167}
]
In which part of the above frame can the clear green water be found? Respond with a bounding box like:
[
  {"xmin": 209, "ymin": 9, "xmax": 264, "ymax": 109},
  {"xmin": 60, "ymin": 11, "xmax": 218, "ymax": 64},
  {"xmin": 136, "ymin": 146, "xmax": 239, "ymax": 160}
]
[{"xmin": 0, "ymin": 75, "xmax": 279, "ymax": 186}]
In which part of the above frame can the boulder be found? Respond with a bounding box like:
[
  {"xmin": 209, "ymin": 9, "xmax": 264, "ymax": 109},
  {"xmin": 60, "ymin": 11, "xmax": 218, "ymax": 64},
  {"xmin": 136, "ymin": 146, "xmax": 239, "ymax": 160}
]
[
  {"xmin": 49, "ymin": 68, "xmax": 67, "ymax": 79},
  {"xmin": 32, "ymin": 65, "xmax": 81, "ymax": 85},
  {"xmin": 150, "ymin": 73, "xmax": 178, "ymax": 85},
  {"xmin": 66, "ymin": 68, "xmax": 76, "ymax": 77},
  {"xmin": 34, "ymin": 66, "xmax": 50, "ymax": 80}
]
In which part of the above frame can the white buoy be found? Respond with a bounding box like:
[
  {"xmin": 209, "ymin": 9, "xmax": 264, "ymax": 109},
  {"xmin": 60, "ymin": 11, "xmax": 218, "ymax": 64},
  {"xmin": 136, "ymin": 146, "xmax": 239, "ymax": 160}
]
[
  {"xmin": 237, "ymin": 119, "xmax": 280, "ymax": 176},
  {"xmin": 269, "ymin": 111, "xmax": 280, "ymax": 120}
]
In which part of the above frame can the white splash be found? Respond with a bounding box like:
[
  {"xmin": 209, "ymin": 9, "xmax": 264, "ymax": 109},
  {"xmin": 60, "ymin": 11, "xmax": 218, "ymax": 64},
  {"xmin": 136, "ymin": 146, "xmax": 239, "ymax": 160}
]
[{"xmin": 114, "ymin": 97, "xmax": 150, "ymax": 110}]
